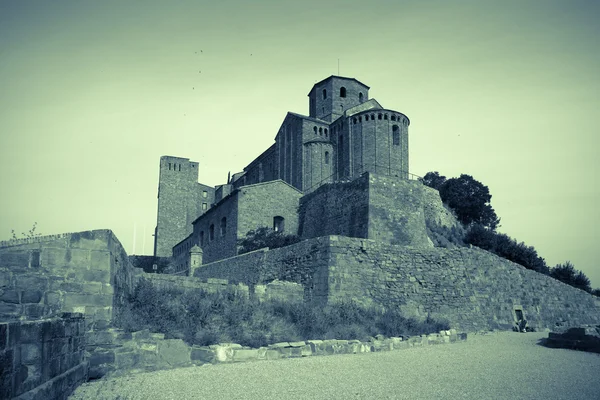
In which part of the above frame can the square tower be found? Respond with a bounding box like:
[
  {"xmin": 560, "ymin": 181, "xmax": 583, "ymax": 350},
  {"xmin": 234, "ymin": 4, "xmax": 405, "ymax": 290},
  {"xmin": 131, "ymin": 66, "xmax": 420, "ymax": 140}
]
[{"xmin": 308, "ymin": 76, "xmax": 370, "ymax": 122}]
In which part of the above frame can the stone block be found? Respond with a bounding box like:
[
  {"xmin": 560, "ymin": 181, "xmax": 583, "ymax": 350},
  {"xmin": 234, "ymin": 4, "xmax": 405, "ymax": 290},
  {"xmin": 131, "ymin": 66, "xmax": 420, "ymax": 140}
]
[
  {"xmin": 233, "ymin": 349, "xmax": 259, "ymax": 362},
  {"xmin": 56, "ymin": 281, "xmax": 83, "ymax": 293},
  {"xmin": 63, "ymin": 293, "xmax": 112, "ymax": 308},
  {"xmin": 21, "ymin": 343, "xmax": 41, "ymax": 364},
  {"xmin": 114, "ymin": 349, "xmax": 139, "ymax": 369},
  {"xmin": 8, "ymin": 322, "xmax": 21, "ymax": 348},
  {"xmin": 87, "ymin": 330, "xmax": 117, "ymax": 346},
  {"xmin": 81, "ymin": 282, "xmax": 103, "ymax": 294},
  {"xmin": 90, "ymin": 251, "xmax": 111, "ymax": 271},
  {"xmin": 265, "ymin": 349, "xmax": 281, "ymax": 360},
  {"xmin": 191, "ymin": 347, "xmax": 215, "ymax": 363},
  {"xmin": 0, "ymin": 324, "xmax": 6, "ymax": 351},
  {"xmin": 0, "ymin": 289, "xmax": 20, "ymax": 304},
  {"xmin": 157, "ymin": 339, "xmax": 191, "ymax": 367},
  {"xmin": 66, "ymin": 248, "xmax": 90, "ymax": 268},
  {"xmin": 20, "ymin": 322, "xmax": 43, "ymax": 344},
  {"xmin": 288, "ymin": 341, "xmax": 306, "ymax": 347},
  {"xmin": 132, "ymin": 329, "xmax": 151, "ymax": 340},
  {"xmin": 42, "ymin": 248, "xmax": 68, "ymax": 268},
  {"xmin": 213, "ymin": 345, "xmax": 234, "ymax": 362},
  {"xmin": 21, "ymin": 290, "xmax": 43, "ymax": 304},
  {"xmin": 81, "ymin": 269, "xmax": 111, "ymax": 283},
  {"xmin": 24, "ymin": 304, "xmax": 47, "ymax": 319},
  {"xmin": 0, "ymin": 302, "xmax": 21, "ymax": 318},
  {"xmin": 89, "ymin": 350, "xmax": 115, "ymax": 366}
]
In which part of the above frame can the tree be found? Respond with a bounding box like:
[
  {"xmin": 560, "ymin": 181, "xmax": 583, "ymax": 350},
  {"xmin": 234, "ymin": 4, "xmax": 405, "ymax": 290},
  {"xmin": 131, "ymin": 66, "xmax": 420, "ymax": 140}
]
[
  {"xmin": 238, "ymin": 227, "xmax": 300, "ymax": 255},
  {"xmin": 438, "ymin": 174, "xmax": 500, "ymax": 230},
  {"xmin": 465, "ymin": 223, "xmax": 549, "ymax": 274},
  {"xmin": 421, "ymin": 171, "xmax": 447, "ymax": 190},
  {"xmin": 550, "ymin": 261, "xmax": 592, "ymax": 293}
]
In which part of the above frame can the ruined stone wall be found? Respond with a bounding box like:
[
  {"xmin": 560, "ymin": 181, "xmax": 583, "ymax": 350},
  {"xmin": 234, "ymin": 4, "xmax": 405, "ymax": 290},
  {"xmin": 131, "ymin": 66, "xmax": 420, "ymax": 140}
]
[
  {"xmin": 0, "ymin": 313, "xmax": 87, "ymax": 400},
  {"xmin": 0, "ymin": 230, "xmax": 128, "ymax": 331},
  {"xmin": 324, "ymin": 236, "xmax": 600, "ymax": 332}
]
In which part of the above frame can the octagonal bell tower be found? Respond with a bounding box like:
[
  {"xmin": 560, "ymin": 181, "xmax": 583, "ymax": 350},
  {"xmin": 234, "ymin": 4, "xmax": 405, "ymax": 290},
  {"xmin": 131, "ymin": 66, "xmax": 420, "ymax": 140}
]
[{"xmin": 308, "ymin": 76, "xmax": 370, "ymax": 122}]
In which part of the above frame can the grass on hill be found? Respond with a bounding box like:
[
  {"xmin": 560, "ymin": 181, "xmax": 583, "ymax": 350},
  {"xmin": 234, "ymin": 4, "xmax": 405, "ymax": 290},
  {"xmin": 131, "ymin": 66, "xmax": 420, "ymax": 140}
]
[{"xmin": 119, "ymin": 278, "xmax": 450, "ymax": 348}]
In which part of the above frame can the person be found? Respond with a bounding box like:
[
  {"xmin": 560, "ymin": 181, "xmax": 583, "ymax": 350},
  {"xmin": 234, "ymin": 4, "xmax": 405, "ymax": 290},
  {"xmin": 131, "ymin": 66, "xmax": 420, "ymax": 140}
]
[{"xmin": 518, "ymin": 318, "xmax": 528, "ymax": 333}]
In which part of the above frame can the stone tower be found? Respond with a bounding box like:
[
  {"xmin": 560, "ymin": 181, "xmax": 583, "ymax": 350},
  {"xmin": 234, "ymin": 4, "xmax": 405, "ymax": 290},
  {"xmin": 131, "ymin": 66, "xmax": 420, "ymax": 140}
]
[
  {"xmin": 308, "ymin": 76, "xmax": 370, "ymax": 122},
  {"xmin": 153, "ymin": 156, "xmax": 214, "ymax": 257}
]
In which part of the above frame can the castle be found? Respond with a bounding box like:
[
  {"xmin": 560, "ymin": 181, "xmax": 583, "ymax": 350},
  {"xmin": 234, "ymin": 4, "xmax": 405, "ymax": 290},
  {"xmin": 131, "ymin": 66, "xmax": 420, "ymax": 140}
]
[{"xmin": 153, "ymin": 75, "xmax": 415, "ymax": 268}]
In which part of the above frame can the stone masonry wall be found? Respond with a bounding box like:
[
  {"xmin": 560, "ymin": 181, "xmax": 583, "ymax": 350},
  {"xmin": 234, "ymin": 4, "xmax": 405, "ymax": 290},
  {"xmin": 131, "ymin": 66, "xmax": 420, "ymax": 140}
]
[
  {"xmin": 299, "ymin": 174, "xmax": 369, "ymax": 239},
  {"xmin": 367, "ymin": 174, "xmax": 432, "ymax": 247},
  {"xmin": 193, "ymin": 235, "xmax": 600, "ymax": 332},
  {"xmin": 0, "ymin": 313, "xmax": 87, "ymax": 400},
  {"xmin": 421, "ymin": 185, "xmax": 461, "ymax": 230},
  {"xmin": 0, "ymin": 230, "xmax": 125, "ymax": 330},
  {"xmin": 325, "ymin": 236, "xmax": 600, "ymax": 332}
]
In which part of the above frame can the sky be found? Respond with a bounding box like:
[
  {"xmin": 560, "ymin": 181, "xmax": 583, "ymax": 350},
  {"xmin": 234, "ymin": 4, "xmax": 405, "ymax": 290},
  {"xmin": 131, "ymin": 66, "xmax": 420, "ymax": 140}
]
[{"xmin": 0, "ymin": 0, "xmax": 598, "ymax": 287}]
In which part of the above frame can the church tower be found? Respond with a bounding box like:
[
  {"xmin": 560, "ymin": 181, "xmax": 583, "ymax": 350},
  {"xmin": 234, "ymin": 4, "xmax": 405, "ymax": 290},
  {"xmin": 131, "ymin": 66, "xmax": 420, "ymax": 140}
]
[{"xmin": 308, "ymin": 76, "xmax": 370, "ymax": 122}]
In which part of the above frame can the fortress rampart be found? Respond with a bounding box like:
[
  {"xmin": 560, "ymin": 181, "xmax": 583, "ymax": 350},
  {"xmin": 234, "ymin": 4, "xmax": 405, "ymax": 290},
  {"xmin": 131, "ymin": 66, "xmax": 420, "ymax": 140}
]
[{"xmin": 194, "ymin": 235, "xmax": 600, "ymax": 332}]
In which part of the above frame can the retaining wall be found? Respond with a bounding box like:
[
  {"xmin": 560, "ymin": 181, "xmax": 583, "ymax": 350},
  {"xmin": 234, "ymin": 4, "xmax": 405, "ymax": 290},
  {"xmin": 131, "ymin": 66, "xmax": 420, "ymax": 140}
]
[
  {"xmin": 193, "ymin": 235, "xmax": 600, "ymax": 332},
  {"xmin": 0, "ymin": 313, "xmax": 87, "ymax": 400}
]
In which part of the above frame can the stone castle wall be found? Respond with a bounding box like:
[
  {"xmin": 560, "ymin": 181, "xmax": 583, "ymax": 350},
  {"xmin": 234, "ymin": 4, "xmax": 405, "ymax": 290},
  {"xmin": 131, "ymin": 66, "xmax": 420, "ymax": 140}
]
[
  {"xmin": 0, "ymin": 313, "xmax": 88, "ymax": 400},
  {"xmin": 299, "ymin": 174, "xmax": 370, "ymax": 240},
  {"xmin": 194, "ymin": 235, "xmax": 600, "ymax": 332},
  {"xmin": 325, "ymin": 236, "xmax": 600, "ymax": 332},
  {"xmin": 0, "ymin": 230, "xmax": 129, "ymax": 330}
]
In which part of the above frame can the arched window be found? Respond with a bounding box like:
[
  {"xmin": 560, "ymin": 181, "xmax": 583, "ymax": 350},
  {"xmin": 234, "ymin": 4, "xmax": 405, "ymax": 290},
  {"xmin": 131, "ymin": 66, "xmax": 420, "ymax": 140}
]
[
  {"xmin": 199, "ymin": 231, "xmax": 204, "ymax": 246},
  {"xmin": 220, "ymin": 217, "xmax": 226, "ymax": 236},
  {"xmin": 319, "ymin": 127, "xmax": 323, "ymax": 135},
  {"xmin": 324, "ymin": 128, "xmax": 328, "ymax": 137},
  {"xmin": 378, "ymin": 113, "xmax": 382, "ymax": 120},
  {"xmin": 209, "ymin": 224, "xmax": 215, "ymax": 241},
  {"xmin": 322, "ymin": 89, "xmax": 327, "ymax": 99},
  {"xmin": 359, "ymin": 92, "xmax": 363, "ymax": 102},
  {"xmin": 391, "ymin": 115, "xmax": 396, "ymax": 121},
  {"xmin": 393, "ymin": 125, "xmax": 400, "ymax": 146},
  {"xmin": 340, "ymin": 87, "xmax": 346, "ymax": 97},
  {"xmin": 358, "ymin": 116, "xmax": 362, "ymax": 123},
  {"xmin": 314, "ymin": 126, "xmax": 317, "ymax": 135},
  {"xmin": 384, "ymin": 114, "xmax": 388, "ymax": 120},
  {"xmin": 353, "ymin": 118, "xmax": 357, "ymax": 124},
  {"xmin": 325, "ymin": 151, "xmax": 330, "ymax": 164},
  {"xmin": 168, "ymin": 163, "xmax": 171, "ymax": 170},
  {"xmin": 365, "ymin": 115, "xmax": 369, "ymax": 121},
  {"xmin": 203, "ymin": 191, "xmax": 208, "ymax": 198},
  {"xmin": 371, "ymin": 114, "xmax": 375, "ymax": 120},
  {"xmin": 273, "ymin": 216, "xmax": 285, "ymax": 232}
]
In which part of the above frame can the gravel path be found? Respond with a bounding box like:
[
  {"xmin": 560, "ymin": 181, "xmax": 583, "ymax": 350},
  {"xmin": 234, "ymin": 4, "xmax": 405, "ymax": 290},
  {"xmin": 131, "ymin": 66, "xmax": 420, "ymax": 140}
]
[{"xmin": 70, "ymin": 332, "xmax": 600, "ymax": 400}]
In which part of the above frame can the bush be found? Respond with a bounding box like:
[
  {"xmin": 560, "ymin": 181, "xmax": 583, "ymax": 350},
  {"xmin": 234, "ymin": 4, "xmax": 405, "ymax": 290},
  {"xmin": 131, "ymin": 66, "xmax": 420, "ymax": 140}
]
[
  {"xmin": 120, "ymin": 279, "xmax": 450, "ymax": 347},
  {"xmin": 425, "ymin": 220, "xmax": 466, "ymax": 248},
  {"xmin": 238, "ymin": 227, "xmax": 301, "ymax": 255},
  {"xmin": 465, "ymin": 224, "xmax": 549, "ymax": 274}
]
